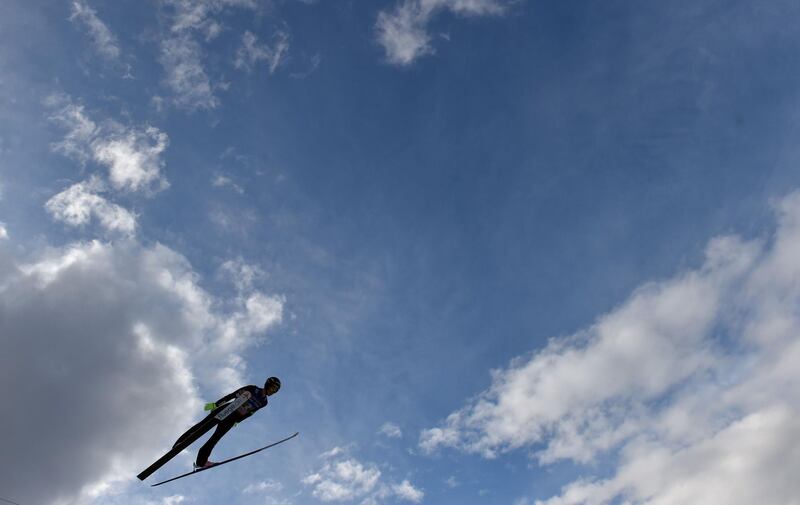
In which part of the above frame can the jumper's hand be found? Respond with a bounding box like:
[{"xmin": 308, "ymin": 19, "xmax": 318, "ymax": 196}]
[{"xmin": 204, "ymin": 402, "xmax": 217, "ymax": 411}]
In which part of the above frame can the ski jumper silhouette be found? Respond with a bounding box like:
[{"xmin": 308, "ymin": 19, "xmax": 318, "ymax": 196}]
[{"xmin": 175, "ymin": 376, "xmax": 281, "ymax": 469}]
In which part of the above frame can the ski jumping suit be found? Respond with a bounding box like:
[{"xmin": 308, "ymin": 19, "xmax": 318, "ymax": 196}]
[{"xmin": 174, "ymin": 385, "xmax": 269, "ymax": 466}]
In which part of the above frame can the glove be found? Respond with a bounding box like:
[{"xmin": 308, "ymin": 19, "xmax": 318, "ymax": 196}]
[{"xmin": 204, "ymin": 402, "xmax": 217, "ymax": 411}]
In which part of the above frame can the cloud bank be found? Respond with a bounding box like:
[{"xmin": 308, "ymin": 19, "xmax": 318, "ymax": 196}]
[
  {"xmin": 376, "ymin": 0, "xmax": 514, "ymax": 65},
  {"xmin": 0, "ymin": 238, "xmax": 284, "ymax": 505},
  {"xmin": 421, "ymin": 192, "xmax": 800, "ymax": 504}
]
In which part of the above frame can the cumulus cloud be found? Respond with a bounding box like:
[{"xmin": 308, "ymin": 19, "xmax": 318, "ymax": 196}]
[
  {"xmin": 392, "ymin": 480, "xmax": 424, "ymax": 503},
  {"xmin": 93, "ymin": 126, "xmax": 169, "ymax": 193},
  {"xmin": 376, "ymin": 0, "xmax": 514, "ymax": 65},
  {"xmin": 303, "ymin": 451, "xmax": 423, "ymax": 504},
  {"xmin": 70, "ymin": 0, "xmax": 121, "ymax": 60},
  {"xmin": 235, "ymin": 30, "xmax": 290, "ymax": 74},
  {"xmin": 303, "ymin": 458, "xmax": 381, "ymax": 502},
  {"xmin": 46, "ymin": 94, "xmax": 169, "ymax": 194},
  {"xmin": 378, "ymin": 422, "xmax": 403, "ymax": 439},
  {"xmin": 0, "ymin": 222, "xmax": 8, "ymax": 239},
  {"xmin": 420, "ymin": 192, "xmax": 800, "ymax": 504},
  {"xmin": 0, "ymin": 239, "xmax": 284, "ymax": 505},
  {"xmin": 45, "ymin": 178, "xmax": 136, "ymax": 235},
  {"xmin": 539, "ymin": 407, "xmax": 800, "ymax": 505}
]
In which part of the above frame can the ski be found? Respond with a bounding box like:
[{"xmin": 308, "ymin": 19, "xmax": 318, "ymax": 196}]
[
  {"xmin": 151, "ymin": 432, "xmax": 299, "ymax": 487},
  {"xmin": 137, "ymin": 392, "xmax": 252, "ymax": 481}
]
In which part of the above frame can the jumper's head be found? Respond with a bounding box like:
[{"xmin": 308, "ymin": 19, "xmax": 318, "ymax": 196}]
[{"xmin": 264, "ymin": 376, "xmax": 281, "ymax": 396}]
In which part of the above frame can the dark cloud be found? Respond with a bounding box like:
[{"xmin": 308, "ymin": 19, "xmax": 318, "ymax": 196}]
[{"xmin": 0, "ymin": 240, "xmax": 282, "ymax": 504}]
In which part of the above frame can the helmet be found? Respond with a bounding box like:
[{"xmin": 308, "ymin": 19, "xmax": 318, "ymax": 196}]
[{"xmin": 264, "ymin": 376, "xmax": 281, "ymax": 394}]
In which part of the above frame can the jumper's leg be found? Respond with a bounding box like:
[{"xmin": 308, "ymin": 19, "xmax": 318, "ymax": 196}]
[{"xmin": 196, "ymin": 420, "xmax": 235, "ymax": 466}]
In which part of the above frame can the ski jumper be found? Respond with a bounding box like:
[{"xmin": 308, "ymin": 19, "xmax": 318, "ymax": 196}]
[{"xmin": 174, "ymin": 385, "xmax": 269, "ymax": 466}]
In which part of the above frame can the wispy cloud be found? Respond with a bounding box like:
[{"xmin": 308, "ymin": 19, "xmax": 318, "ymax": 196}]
[
  {"xmin": 290, "ymin": 53, "xmax": 321, "ymax": 79},
  {"xmin": 212, "ymin": 173, "xmax": 244, "ymax": 194},
  {"xmin": 243, "ymin": 480, "xmax": 283, "ymax": 494},
  {"xmin": 159, "ymin": 33, "xmax": 219, "ymax": 111},
  {"xmin": 421, "ymin": 192, "xmax": 800, "ymax": 504},
  {"xmin": 235, "ymin": 30, "xmax": 291, "ymax": 74},
  {"xmin": 219, "ymin": 257, "xmax": 263, "ymax": 292},
  {"xmin": 304, "ymin": 450, "xmax": 423, "ymax": 503},
  {"xmin": 46, "ymin": 95, "xmax": 98, "ymax": 164},
  {"xmin": 162, "ymin": 496, "xmax": 186, "ymax": 505},
  {"xmin": 157, "ymin": 0, "xmax": 262, "ymax": 110},
  {"xmin": 69, "ymin": 0, "xmax": 121, "ymax": 60},
  {"xmin": 320, "ymin": 446, "xmax": 347, "ymax": 459},
  {"xmin": 376, "ymin": 0, "xmax": 514, "ymax": 66},
  {"xmin": 165, "ymin": 0, "xmax": 257, "ymax": 33}
]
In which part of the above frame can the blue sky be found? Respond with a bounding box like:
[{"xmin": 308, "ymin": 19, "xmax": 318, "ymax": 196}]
[{"xmin": 2, "ymin": 1, "xmax": 800, "ymax": 505}]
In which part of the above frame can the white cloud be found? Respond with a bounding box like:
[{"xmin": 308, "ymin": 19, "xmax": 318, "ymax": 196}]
[
  {"xmin": 0, "ymin": 222, "xmax": 8, "ymax": 239},
  {"xmin": 93, "ymin": 125, "xmax": 169, "ymax": 193},
  {"xmin": 392, "ymin": 480, "xmax": 424, "ymax": 503},
  {"xmin": 235, "ymin": 30, "xmax": 290, "ymax": 74},
  {"xmin": 45, "ymin": 178, "xmax": 137, "ymax": 235},
  {"xmin": 0, "ymin": 239, "xmax": 284, "ymax": 505},
  {"xmin": 70, "ymin": 0, "xmax": 121, "ymax": 60},
  {"xmin": 303, "ymin": 458, "xmax": 381, "ymax": 502},
  {"xmin": 420, "ymin": 191, "xmax": 800, "ymax": 504},
  {"xmin": 47, "ymin": 95, "xmax": 169, "ymax": 194},
  {"xmin": 320, "ymin": 446, "xmax": 346, "ymax": 459},
  {"xmin": 378, "ymin": 422, "xmax": 403, "ymax": 439},
  {"xmin": 376, "ymin": 0, "xmax": 514, "ymax": 65},
  {"xmin": 538, "ymin": 406, "xmax": 800, "ymax": 505},
  {"xmin": 303, "ymin": 453, "xmax": 423, "ymax": 504},
  {"xmin": 243, "ymin": 479, "xmax": 283, "ymax": 494}
]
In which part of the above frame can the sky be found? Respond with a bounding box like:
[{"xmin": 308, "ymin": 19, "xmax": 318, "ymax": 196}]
[{"xmin": 1, "ymin": 1, "xmax": 800, "ymax": 504}]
